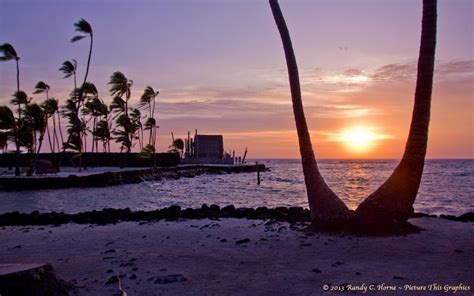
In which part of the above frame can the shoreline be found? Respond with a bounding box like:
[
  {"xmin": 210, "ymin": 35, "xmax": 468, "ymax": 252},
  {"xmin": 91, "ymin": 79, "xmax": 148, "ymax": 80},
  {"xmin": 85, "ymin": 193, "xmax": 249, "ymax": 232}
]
[
  {"xmin": 1, "ymin": 217, "xmax": 472, "ymax": 295},
  {"xmin": 0, "ymin": 204, "xmax": 472, "ymax": 227}
]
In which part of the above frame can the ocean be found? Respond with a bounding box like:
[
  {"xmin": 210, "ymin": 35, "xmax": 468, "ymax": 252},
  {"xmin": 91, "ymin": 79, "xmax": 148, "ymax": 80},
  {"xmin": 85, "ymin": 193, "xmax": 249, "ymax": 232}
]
[{"xmin": 0, "ymin": 159, "xmax": 472, "ymax": 216}]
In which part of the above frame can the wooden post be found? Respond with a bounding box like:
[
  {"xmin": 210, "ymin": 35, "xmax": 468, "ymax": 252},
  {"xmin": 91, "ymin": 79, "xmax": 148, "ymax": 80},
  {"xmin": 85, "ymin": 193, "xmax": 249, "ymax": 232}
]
[
  {"xmin": 194, "ymin": 129, "xmax": 198, "ymax": 158},
  {"xmin": 256, "ymin": 161, "xmax": 261, "ymax": 185},
  {"xmin": 242, "ymin": 147, "xmax": 248, "ymax": 164},
  {"xmin": 187, "ymin": 131, "xmax": 191, "ymax": 157}
]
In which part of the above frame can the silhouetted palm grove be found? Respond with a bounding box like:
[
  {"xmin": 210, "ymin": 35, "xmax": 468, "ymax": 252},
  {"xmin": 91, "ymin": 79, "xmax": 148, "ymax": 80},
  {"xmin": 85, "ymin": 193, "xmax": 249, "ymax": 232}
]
[
  {"xmin": 0, "ymin": 19, "xmax": 161, "ymax": 175},
  {"xmin": 270, "ymin": 0, "xmax": 437, "ymax": 234}
]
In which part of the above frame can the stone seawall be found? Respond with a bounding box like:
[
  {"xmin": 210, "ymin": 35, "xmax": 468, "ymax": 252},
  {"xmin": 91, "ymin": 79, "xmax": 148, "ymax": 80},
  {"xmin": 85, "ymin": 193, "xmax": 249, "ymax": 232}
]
[{"xmin": 0, "ymin": 164, "xmax": 266, "ymax": 190}]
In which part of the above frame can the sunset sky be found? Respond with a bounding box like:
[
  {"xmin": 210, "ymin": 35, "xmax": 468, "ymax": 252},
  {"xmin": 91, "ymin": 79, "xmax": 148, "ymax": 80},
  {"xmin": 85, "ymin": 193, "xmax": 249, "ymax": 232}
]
[{"xmin": 0, "ymin": 0, "xmax": 472, "ymax": 159}]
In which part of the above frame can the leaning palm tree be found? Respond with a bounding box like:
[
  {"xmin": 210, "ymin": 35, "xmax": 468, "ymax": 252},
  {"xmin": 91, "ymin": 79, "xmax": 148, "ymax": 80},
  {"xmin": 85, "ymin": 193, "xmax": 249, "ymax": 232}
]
[
  {"xmin": 269, "ymin": 0, "xmax": 350, "ymax": 230},
  {"xmin": 139, "ymin": 86, "xmax": 159, "ymax": 146},
  {"xmin": 58, "ymin": 59, "xmax": 78, "ymax": 150},
  {"xmin": 0, "ymin": 43, "xmax": 22, "ymax": 175},
  {"xmin": 269, "ymin": 0, "xmax": 437, "ymax": 234},
  {"xmin": 71, "ymin": 19, "xmax": 93, "ymax": 170},
  {"xmin": 352, "ymin": 0, "xmax": 437, "ymax": 234},
  {"xmin": 83, "ymin": 96, "xmax": 108, "ymax": 153},
  {"xmin": 71, "ymin": 19, "xmax": 93, "ymax": 91},
  {"xmin": 109, "ymin": 71, "xmax": 134, "ymax": 166},
  {"xmin": 109, "ymin": 72, "xmax": 133, "ymax": 106},
  {"xmin": 41, "ymin": 98, "xmax": 61, "ymax": 153},
  {"xmin": 34, "ymin": 81, "xmax": 61, "ymax": 153}
]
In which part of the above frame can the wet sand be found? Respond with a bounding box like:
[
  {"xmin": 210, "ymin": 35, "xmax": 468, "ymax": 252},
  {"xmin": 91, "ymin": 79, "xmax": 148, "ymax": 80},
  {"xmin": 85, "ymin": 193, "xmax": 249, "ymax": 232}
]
[{"xmin": 0, "ymin": 217, "xmax": 472, "ymax": 295}]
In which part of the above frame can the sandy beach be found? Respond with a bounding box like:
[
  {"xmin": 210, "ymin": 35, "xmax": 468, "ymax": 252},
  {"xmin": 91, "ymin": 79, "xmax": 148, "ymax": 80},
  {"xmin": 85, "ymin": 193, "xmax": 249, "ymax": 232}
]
[{"xmin": 1, "ymin": 217, "xmax": 472, "ymax": 295}]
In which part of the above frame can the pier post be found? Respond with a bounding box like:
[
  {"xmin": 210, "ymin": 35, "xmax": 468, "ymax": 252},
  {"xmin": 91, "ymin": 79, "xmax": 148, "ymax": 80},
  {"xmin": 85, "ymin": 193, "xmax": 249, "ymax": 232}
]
[{"xmin": 256, "ymin": 161, "xmax": 261, "ymax": 185}]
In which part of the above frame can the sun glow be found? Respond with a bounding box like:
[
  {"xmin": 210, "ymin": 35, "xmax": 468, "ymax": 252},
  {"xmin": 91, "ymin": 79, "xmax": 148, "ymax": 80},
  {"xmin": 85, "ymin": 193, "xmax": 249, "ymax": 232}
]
[{"xmin": 341, "ymin": 126, "xmax": 378, "ymax": 152}]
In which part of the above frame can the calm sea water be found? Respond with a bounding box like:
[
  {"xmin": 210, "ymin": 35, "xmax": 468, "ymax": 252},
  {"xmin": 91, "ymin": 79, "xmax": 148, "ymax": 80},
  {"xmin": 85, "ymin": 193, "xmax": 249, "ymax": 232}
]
[{"xmin": 0, "ymin": 159, "xmax": 472, "ymax": 216}]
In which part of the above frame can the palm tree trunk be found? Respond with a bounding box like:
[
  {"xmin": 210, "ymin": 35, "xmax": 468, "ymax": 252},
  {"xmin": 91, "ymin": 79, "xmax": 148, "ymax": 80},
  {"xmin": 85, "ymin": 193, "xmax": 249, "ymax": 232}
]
[
  {"xmin": 46, "ymin": 118, "xmax": 54, "ymax": 153},
  {"xmin": 149, "ymin": 128, "xmax": 153, "ymax": 146},
  {"xmin": 152, "ymin": 99, "xmax": 156, "ymax": 147},
  {"xmin": 58, "ymin": 74, "xmax": 77, "ymax": 171},
  {"xmin": 84, "ymin": 36, "xmax": 93, "ymax": 88},
  {"xmin": 14, "ymin": 59, "xmax": 21, "ymax": 176},
  {"xmin": 153, "ymin": 126, "xmax": 157, "ymax": 149},
  {"xmin": 269, "ymin": 0, "xmax": 349, "ymax": 230},
  {"xmin": 31, "ymin": 126, "xmax": 46, "ymax": 175},
  {"xmin": 352, "ymin": 0, "xmax": 437, "ymax": 234},
  {"xmin": 140, "ymin": 126, "xmax": 144, "ymax": 150},
  {"xmin": 57, "ymin": 111, "xmax": 64, "ymax": 151},
  {"xmin": 91, "ymin": 117, "xmax": 96, "ymax": 153},
  {"xmin": 52, "ymin": 116, "xmax": 60, "ymax": 153}
]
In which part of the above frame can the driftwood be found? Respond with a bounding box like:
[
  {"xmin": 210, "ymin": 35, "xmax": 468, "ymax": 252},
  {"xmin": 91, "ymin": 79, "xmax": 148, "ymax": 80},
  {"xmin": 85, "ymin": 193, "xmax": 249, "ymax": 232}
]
[{"xmin": 0, "ymin": 263, "xmax": 71, "ymax": 295}]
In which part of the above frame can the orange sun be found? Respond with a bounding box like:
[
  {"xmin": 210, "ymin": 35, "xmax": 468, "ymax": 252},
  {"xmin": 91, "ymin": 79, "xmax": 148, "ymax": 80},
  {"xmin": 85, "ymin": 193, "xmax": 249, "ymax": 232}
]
[{"xmin": 341, "ymin": 126, "xmax": 378, "ymax": 152}]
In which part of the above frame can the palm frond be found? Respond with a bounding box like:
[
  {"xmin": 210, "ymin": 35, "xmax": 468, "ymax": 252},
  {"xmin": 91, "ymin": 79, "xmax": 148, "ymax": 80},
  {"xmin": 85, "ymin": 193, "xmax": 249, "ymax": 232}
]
[
  {"xmin": 144, "ymin": 117, "xmax": 156, "ymax": 130},
  {"xmin": 0, "ymin": 106, "xmax": 15, "ymax": 129},
  {"xmin": 71, "ymin": 35, "xmax": 86, "ymax": 43},
  {"xmin": 33, "ymin": 81, "xmax": 50, "ymax": 94},
  {"xmin": 110, "ymin": 96, "xmax": 126, "ymax": 113},
  {"xmin": 11, "ymin": 91, "xmax": 28, "ymax": 106},
  {"xmin": 109, "ymin": 71, "xmax": 132, "ymax": 98},
  {"xmin": 41, "ymin": 98, "xmax": 59, "ymax": 115},
  {"xmin": 59, "ymin": 60, "xmax": 77, "ymax": 78},
  {"xmin": 82, "ymin": 82, "xmax": 98, "ymax": 95},
  {"xmin": 73, "ymin": 18, "xmax": 93, "ymax": 35},
  {"xmin": 0, "ymin": 43, "xmax": 18, "ymax": 61}
]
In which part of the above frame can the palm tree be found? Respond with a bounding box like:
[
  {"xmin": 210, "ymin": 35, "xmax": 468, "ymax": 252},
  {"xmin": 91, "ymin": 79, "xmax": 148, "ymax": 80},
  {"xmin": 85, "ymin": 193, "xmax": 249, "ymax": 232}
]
[
  {"xmin": 109, "ymin": 71, "xmax": 134, "ymax": 166},
  {"xmin": 41, "ymin": 98, "xmax": 61, "ymax": 153},
  {"xmin": 34, "ymin": 81, "xmax": 61, "ymax": 153},
  {"xmin": 269, "ymin": 0, "xmax": 437, "ymax": 234},
  {"xmin": 269, "ymin": 0, "xmax": 350, "ymax": 230},
  {"xmin": 95, "ymin": 119, "xmax": 111, "ymax": 152},
  {"xmin": 0, "ymin": 43, "xmax": 21, "ymax": 175},
  {"xmin": 71, "ymin": 18, "xmax": 93, "ymax": 170},
  {"xmin": 0, "ymin": 106, "xmax": 16, "ymax": 153},
  {"xmin": 58, "ymin": 59, "xmax": 78, "ymax": 152},
  {"xmin": 83, "ymin": 96, "xmax": 108, "ymax": 152},
  {"xmin": 169, "ymin": 138, "xmax": 184, "ymax": 158},
  {"xmin": 109, "ymin": 71, "xmax": 133, "ymax": 108},
  {"xmin": 352, "ymin": 0, "xmax": 437, "ymax": 234},
  {"xmin": 130, "ymin": 108, "xmax": 143, "ymax": 151},
  {"xmin": 139, "ymin": 86, "xmax": 159, "ymax": 146},
  {"xmin": 71, "ymin": 19, "xmax": 93, "ymax": 91},
  {"xmin": 24, "ymin": 103, "xmax": 47, "ymax": 175}
]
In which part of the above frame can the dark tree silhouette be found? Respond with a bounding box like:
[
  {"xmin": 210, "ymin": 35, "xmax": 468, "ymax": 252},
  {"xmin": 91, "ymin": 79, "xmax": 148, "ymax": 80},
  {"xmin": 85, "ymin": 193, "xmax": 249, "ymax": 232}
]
[
  {"xmin": 0, "ymin": 43, "xmax": 22, "ymax": 175},
  {"xmin": 34, "ymin": 81, "xmax": 61, "ymax": 153},
  {"xmin": 139, "ymin": 86, "xmax": 159, "ymax": 148},
  {"xmin": 71, "ymin": 19, "xmax": 93, "ymax": 171},
  {"xmin": 351, "ymin": 0, "xmax": 437, "ymax": 234},
  {"xmin": 269, "ymin": 0, "xmax": 437, "ymax": 234},
  {"xmin": 269, "ymin": 0, "xmax": 350, "ymax": 231}
]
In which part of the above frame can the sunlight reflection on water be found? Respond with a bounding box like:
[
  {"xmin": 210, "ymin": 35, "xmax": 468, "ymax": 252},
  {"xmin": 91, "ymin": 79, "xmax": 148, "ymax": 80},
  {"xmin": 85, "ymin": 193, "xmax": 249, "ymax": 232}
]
[{"xmin": 0, "ymin": 159, "xmax": 472, "ymax": 216}]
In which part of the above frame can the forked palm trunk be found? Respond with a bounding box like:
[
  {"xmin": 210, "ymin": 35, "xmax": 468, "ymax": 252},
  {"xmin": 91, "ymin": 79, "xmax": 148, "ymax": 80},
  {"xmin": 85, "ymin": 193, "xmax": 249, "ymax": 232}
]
[
  {"xmin": 352, "ymin": 0, "xmax": 437, "ymax": 234},
  {"xmin": 269, "ymin": 0, "xmax": 350, "ymax": 230}
]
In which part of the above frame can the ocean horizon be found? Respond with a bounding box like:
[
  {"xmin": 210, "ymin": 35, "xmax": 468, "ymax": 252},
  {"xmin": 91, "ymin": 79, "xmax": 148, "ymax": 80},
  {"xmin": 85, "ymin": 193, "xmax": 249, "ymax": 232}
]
[{"xmin": 1, "ymin": 159, "xmax": 472, "ymax": 216}]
